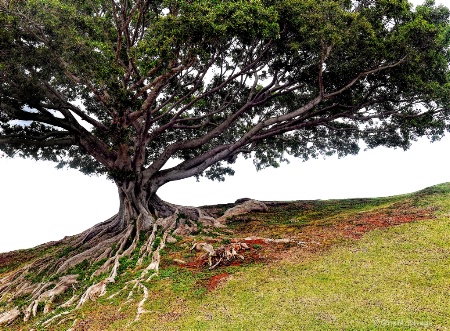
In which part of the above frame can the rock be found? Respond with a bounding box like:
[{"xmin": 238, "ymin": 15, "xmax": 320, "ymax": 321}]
[
  {"xmin": 166, "ymin": 235, "xmax": 177, "ymax": 244},
  {"xmin": 217, "ymin": 200, "xmax": 268, "ymax": 223}
]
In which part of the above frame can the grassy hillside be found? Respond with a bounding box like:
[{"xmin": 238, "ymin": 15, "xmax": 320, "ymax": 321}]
[{"xmin": 2, "ymin": 183, "xmax": 450, "ymax": 330}]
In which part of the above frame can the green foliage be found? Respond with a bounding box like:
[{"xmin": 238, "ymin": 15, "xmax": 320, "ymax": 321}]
[
  {"xmin": 12, "ymin": 294, "xmax": 32, "ymax": 309},
  {"xmin": 1, "ymin": 0, "xmax": 449, "ymax": 186},
  {"xmin": 56, "ymin": 246, "xmax": 75, "ymax": 259},
  {"xmin": 152, "ymin": 236, "xmax": 162, "ymax": 251},
  {"xmin": 24, "ymin": 270, "xmax": 45, "ymax": 284}
]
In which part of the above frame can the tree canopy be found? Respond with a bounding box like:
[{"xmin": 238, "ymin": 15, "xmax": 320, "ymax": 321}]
[
  {"xmin": 1, "ymin": 0, "xmax": 449, "ymax": 189},
  {"xmin": 1, "ymin": 0, "xmax": 450, "ymax": 323}
]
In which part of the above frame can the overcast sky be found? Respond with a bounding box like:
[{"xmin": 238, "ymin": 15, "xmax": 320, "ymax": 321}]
[
  {"xmin": 1, "ymin": 0, "xmax": 448, "ymax": 253},
  {"xmin": 2, "ymin": 135, "xmax": 450, "ymax": 253}
]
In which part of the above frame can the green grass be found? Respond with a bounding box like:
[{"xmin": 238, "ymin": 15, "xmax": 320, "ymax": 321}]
[
  {"xmin": 225, "ymin": 194, "xmax": 408, "ymax": 238},
  {"xmin": 134, "ymin": 184, "xmax": 450, "ymax": 330},
  {"xmin": 4, "ymin": 183, "xmax": 450, "ymax": 330},
  {"xmin": 155, "ymin": 218, "xmax": 450, "ymax": 330}
]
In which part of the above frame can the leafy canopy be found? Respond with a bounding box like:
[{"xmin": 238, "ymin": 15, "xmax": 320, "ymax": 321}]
[{"xmin": 1, "ymin": 0, "xmax": 449, "ymax": 185}]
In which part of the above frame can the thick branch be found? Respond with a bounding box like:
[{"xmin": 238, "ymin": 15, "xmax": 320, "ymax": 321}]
[{"xmin": 0, "ymin": 136, "xmax": 75, "ymax": 148}]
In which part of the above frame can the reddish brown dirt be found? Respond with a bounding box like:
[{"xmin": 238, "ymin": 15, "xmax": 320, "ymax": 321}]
[
  {"xmin": 275, "ymin": 203, "xmax": 436, "ymax": 262},
  {"xmin": 311, "ymin": 204, "xmax": 435, "ymax": 240},
  {"xmin": 177, "ymin": 201, "xmax": 436, "ymax": 291},
  {"xmin": 185, "ymin": 258, "xmax": 208, "ymax": 268},
  {"xmin": 241, "ymin": 238, "xmax": 267, "ymax": 245},
  {"xmin": 206, "ymin": 272, "xmax": 230, "ymax": 291}
]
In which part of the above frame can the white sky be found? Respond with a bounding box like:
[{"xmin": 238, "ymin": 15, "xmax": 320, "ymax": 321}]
[
  {"xmin": 1, "ymin": 135, "xmax": 450, "ymax": 253},
  {"xmin": 0, "ymin": 0, "xmax": 449, "ymax": 253}
]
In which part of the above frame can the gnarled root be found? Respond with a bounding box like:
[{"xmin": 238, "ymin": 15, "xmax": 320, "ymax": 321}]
[
  {"xmin": 0, "ymin": 210, "xmax": 153, "ymax": 326},
  {"xmin": 191, "ymin": 242, "xmax": 250, "ymax": 269},
  {"xmin": 24, "ymin": 274, "xmax": 78, "ymax": 321},
  {"xmin": 0, "ymin": 199, "xmax": 264, "ymax": 327},
  {"xmin": 0, "ymin": 307, "xmax": 20, "ymax": 326}
]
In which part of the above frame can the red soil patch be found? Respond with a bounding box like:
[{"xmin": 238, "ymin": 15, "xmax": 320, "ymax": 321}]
[
  {"xmin": 185, "ymin": 259, "xmax": 207, "ymax": 268},
  {"xmin": 206, "ymin": 272, "xmax": 230, "ymax": 291},
  {"xmin": 242, "ymin": 238, "xmax": 267, "ymax": 245},
  {"xmin": 335, "ymin": 205, "xmax": 434, "ymax": 239},
  {"xmin": 183, "ymin": 202, "xmax": 435, "ymax": 277}
]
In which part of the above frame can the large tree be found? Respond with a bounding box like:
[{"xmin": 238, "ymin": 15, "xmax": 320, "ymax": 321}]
[{"xmin": 1, "ymin": 0, "xmax": 449, "ymax": 324}]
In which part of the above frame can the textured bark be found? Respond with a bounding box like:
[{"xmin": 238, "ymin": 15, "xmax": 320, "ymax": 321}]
[
  {"xmin": 217, "ymin": 200, "xmax": 268, "ymax": 223},
  {"xmin": 0, "ymin": 179, "xmax": 207, "ymax": 327},
  {"xmin": 0, "ymin": 187, "xmax": 268, "ymax": 327}
]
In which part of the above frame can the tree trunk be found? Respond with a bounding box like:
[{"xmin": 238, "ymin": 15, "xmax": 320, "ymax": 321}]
[
  {"xmin": 0, "ymin": 178, "xmax": 267, "ymax": 327},
  {"xmin": 0, "ymin": 179, "xmax": 203, "ymax": 325}
]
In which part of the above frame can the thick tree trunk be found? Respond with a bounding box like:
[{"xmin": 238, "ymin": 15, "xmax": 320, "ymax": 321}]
[
  {"xmin": 0, "ymin": 179, "xmax": 268, "ymax": 327},
  {"xmin": 0, "ymin": 179, "xmax": 204, "ymax": 326}
]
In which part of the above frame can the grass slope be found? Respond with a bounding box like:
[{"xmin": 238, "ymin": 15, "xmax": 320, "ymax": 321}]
[{"xmin": 2, "ymin": 183, "xmax": 450, "ymax": 330}]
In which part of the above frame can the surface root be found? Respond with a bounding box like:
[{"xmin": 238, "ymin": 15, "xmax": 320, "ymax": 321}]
[{"xmin": 0, "ymin": 200, "xmax": 265, "ymax": 326}]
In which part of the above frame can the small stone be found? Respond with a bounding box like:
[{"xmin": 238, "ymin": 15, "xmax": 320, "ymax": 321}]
[{"xmin": 166, "ymin": 235, "xmax": 177, "ymax": 243}]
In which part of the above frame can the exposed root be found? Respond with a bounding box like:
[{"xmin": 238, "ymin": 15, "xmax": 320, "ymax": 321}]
[
  {"xmin": 60, "ymin": 294, "xmax": 78, "ymax": 308},
  {"xmin": 217, "ymin": 200, "xmax": 268, "ymax": 224},
  {"xmin": 133, "ymin": 283, "xmax": 149, "ymax": 322},
  {"xmin": 0, "ymin": 199, "xmax": 264, "ymax": 327},
  {"xmin": 72, "ymin": 210, "xmax": 181, "ymax": 324},
  {"xmin": 137, "ymin": 224, "xmax": 158, "ymax": 266},
  {"xmin": 66, "ymin": 318, "xmax": 78, "ymax": 331},
  {"xmin": 28, "ymin": 275, "xmax": 78, "ymax": 318},
  {"xmin": 41, "ymin": 310, "xmax": 72, "ymax": 328},
  {"xmin": 76, "ymin": 280, "xmax": 108, "ymax": 309},
  {"xmin": 0, "ymin": 307, "xmax": 20, "ymax": 326},
  {"xmin": 191, "ymin": 242, "xmax": 250, "ymax": 269},
  {"xmin": 106, "ymin": 284, "xmax": 128, "ymax": 300},
  {"xmin": 0, "ymin": 264, "xmax": 35, "ymax": 302},
  {"xmin": 75, "ymin": 217, "xmax": 145, "ymax": 309},
  {"xmin": 141, "ymin": 212, "xmax": 178, "ymax": 278}
]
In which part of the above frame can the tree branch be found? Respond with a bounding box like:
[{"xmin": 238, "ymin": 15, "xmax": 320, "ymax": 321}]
[
  {"xmin": 0, "ymin": 136, "xmax": 75, "ymax": 148},
  {"xmin": 324, "ymin": 56, "xmax": 408, "ymax": 99}
]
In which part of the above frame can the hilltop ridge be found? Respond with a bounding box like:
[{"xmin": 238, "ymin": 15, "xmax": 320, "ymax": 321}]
[{"xmin": 1, "ymin": 183, "xmax": 450, "ymax": 330}]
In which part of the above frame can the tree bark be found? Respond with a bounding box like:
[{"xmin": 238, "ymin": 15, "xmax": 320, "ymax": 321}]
[{"xmin": 0, "ymin": 178, "xmax": 205, "ymax": 326}]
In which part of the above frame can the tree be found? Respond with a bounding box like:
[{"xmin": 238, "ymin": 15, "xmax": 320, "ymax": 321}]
[{"xmin": 1, "ymin": 0, "xmax": 449, "ymax": 324}]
